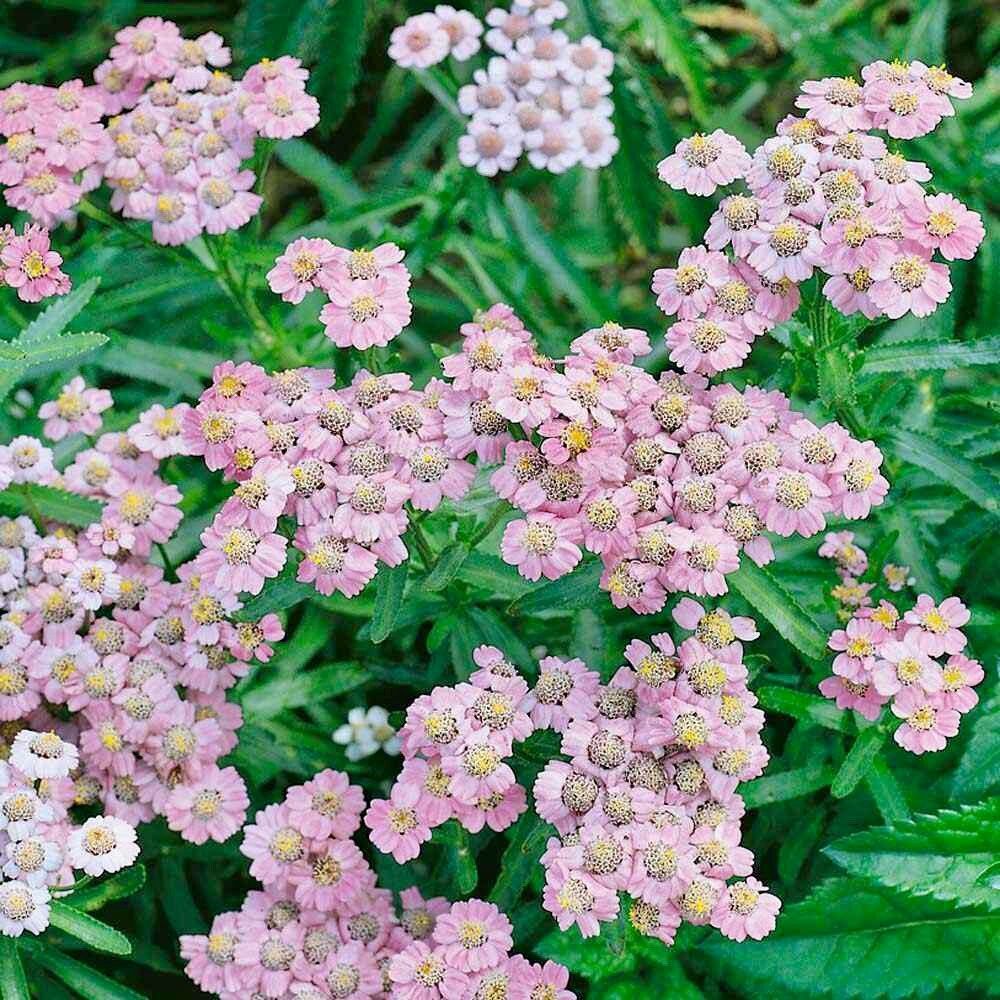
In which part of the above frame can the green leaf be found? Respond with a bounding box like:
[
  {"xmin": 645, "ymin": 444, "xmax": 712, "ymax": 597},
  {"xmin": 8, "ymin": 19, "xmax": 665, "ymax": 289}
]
[
  {"xmin": 305, "ymin": 0, "xmax": 368, "ymax": 133},
  {"xmin": 953, "ymin": 688, "xmax": 1000, "ymax": 800},
  {"xmin": 369, "ymin": 562, "xmax": 408, "ymax": 644},
  {"xmin": 489, "ymin": 813, "xmax": 550, "ymax": 911},
  {"xmin": 899, "ymin": 0, "xmax": 948, "ymax": 64},
  {"xmin": 0, "ymin": 938, "xmax": 29, "ymax": 1000},
  {"xmin": 64, "ymin": 865, "xmax": 146, "ymax": 913},
  {"xmin": 727, "ymin": 560, "xmax": 829, "ymax": 661},
  {"xmin": 18, "ymin": 277, "xmax": 100, "ymax": 345},
  {"xmin": 888, "ymin": 428, "xmax": 1000, "ymax": 516},
  {"xmin": 537, "ymin": 922, "xmax": 637, "ymax": 981},
  {"xmin": 703, "ymin": 877, "xmax": 1000, "ymax": 999},
  {"xmin": 0, "ymin": 484, "xmax": 103, "ymax": 528},
  {"xmin": 94, "ymin": 333, "xmax": 211, "ymax": 396},
  {"xmin": 831, "ymin": 725, "xmax": 889, "ymax": 799},
  {"xmin": 240, "ymin": 662, "xmax": 367, "ymax": 717},
  {"xmin": 865, "ymin": 759, "xmax": 911, "ymax": 823},
  {"xmin": 49, "ymin": 902, "xmax": 131, "ymax": 957},
  {"xmin": 825, "ymin": 799, "xmax": 1000, "ymax": 911},
  {"xmin": 22, "ymin": 943, "xmax": 147, "ymax": 1000},
  {"xmin": 861, "ymin": 336, "xmax": 1000, "ymax": 377},
  {"xmin": 434, "ymin": 821, "xmax": 478, "ymax": 895},
  {"xmin": 423, "ymin": 543, "xmax": 469, "ymax": 592},
  {"xmin": 507, "ymin": 560, "xmax": 603, "ymax": 616},
  {"xmin": 742, "ymin": 763, "xmax": 835, "ymax": 807},
  {"xmin": 755, "ymin": 687, "xmax": 852, "ymax": 733},
  {"xmin": 234, "ymin": 558, "xmax": 315, "ymax": 621}
]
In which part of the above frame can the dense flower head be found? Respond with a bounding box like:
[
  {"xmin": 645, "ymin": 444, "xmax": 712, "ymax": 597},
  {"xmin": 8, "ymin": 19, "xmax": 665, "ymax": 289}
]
[
  {"xmin": 183, "ymin": 765, "xmax": 573, "ymax": 998},
  {"xmin": 0, "ymin": 223, "xmax": 71, "ymax": 303},
  {"xmin": 428, "ymin": 303, "xmax": 889, "ymax": 614},
  {"xmin": 817, "ymin": 533, "xmax": 981, "ymax": 751},
  {"xmin": 654, "ymin": 58, "xmax": 983, "ymax": 355},
  {"xmin": 0, "ymin": 19, "xmax": 318, "ymax": 246},
  {"xmin": 0, "ymin": 383, "xmax": 280, "ymax": 847},
  {"xmin": 390, "ymin": 1, "xmax": 618, "ymax": 175}
]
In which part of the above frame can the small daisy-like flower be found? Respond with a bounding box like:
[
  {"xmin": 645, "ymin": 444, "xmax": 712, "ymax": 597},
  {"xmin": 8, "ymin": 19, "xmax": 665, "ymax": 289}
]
[
  {"xmin": 458, "ymin": 118, "xmax": 523, "ymax": 176},
  {"xmin": 902, "ymin": 192, "xmax": 985, "ymax": 261},
  {"xmin": 320, "ymin": 276, "xmax": 413, "ymax": 349},
  {"xmin": 712, "ymin": 876, "xmax": 781, "ymax": 942},
  {"xmin": 666, "ymin": 316, "xmax": 751, "ymax": 376},
  {"xmin": 652, "ymin": 245, "xmax": 731, "ymax": 319},
  {"xmin": 868, "ymin": 250, "xmax": 951, "ymax": 319},
  {"xmin": 165, "ymin": 765, "xmax": 249, "ymax": 845},
  {"xmin": 903, "ymin": 594, "xmax": 970, "ymax": 657},
  {"xmin": 433, "ymin": 899, "xmax": 513, "ymax": 973},
  {"xmin": 364, "ymin": 784, "xmax": 432, "ymax": 863},
  {"xmin": 244, "ymin": 80, "xmax": 320, "ymax": 139},
  {"xmin": 795, "ymin": 76, "xmax": 872, "ymax": 133},
  {"xmin": 333, "ymin": 706, "xmax": 402, "ymax": 761},
  {"xmin": 0, "ymin": 880, "xmax": 49, "ymax": 937},
  {"xmin": 658, "ymin": 130, "xmax": 751, "ymax": 196},
  {"xmin": 1, "ymin": 225, "xmax": 70, "ymax": 303},
  {"xmin": 892, "ymin": 689, "xmax": 959, "ymax": 754},
  {"xmin": 389, "ymin": 12, "xmax": 451, "ymax": 68},
  {"xmin": 67, "ymin": 816, "xmax": 140, "ymax": 876},
  {"xmin": 267, "ymin": 237, "xmax": 339, "ymax": 303},
  {"xmin": 9, "ymin": 729, "xmax": 79, "ymax": 780},
  {"xmin": 38, "ymin": 377, "xmax": 112, "ymax": 441},
  {"xmin": 500, "ymin": 514, "xmax": 583, "ymax": 581}
]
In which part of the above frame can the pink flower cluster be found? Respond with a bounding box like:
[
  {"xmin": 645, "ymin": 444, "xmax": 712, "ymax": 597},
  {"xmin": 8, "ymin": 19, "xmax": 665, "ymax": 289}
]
[
  {"xmin": 433, "ymin": 304, "xmax": 888, "ymax": 613},
  {"xmin": 185, "ymin": 361, "xmax": 475, "ymax": 600},
  {"xmin": 818, "ymin": 529, "xmax": 911, "ymax": 622},
  {"xmin": 267, "ymin": 241, "xmax": 413, "ymax": 350},
  {"xmin": 0, "ymin": 381, "xmax": 283, "ymax": 845},
  {"xmin": 391, "ymin": 2, "xmax": 618, "ymax": 175},
  {"xmin": 364, "ymin": 645, "xmax": 534, "ymax": 863},
  {"xmin": 0, "ymin": 729, "xmax": 139, "ymax": 937},
  {"xmin": 0, "ymin": 223, "xmax": 71, "ymax": 303},
  {"xmin": 532, "ymin": 603, "xmax": 780, "ymax": 944},
  {"xmin": 654, "ymin": 60, "xmax": 984, "ymax": 372},
  {"xmin": 817, "ymin": 535, "xmax": 983, "ymax": 754},
  {"xmin": 181, "ymin": 767, "xmax": 573, "ymax": 999},
  {"xmin": 0, "ymin": 17, "xmax": 319, "ymax": 247}
]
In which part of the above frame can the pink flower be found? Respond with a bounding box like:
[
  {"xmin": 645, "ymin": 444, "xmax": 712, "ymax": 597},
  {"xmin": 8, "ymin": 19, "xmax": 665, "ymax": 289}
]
[
  {"xmin": 267, "ymin": 237, "xmax": 339, "ymax": 303},
  {"xmin": 658, "ymin": 131, "xmax": 751, "ymax": 196},
  {"xmin": 1, "ymin": 225, "xmax": 70, "ymax": 303},
  {"xmin": 500, "ymin": 514, "xmax": 583, "ymax": 581},
  {"xmin": 38, "ymin": 377, "xmax": 112, "ymax": 441},
  {"xmin": 795, "ymin": 76, "xmax": 872, "ymax": 133},
  {"xmin": 542, "ymin": 868, "xmax": 619, "ymax": 937},
  {"xmin": 751, "ymin": 468, "xmax": 831, "ymax": 537},
  {"xmin": 180, "ymin": 913, "xmax": 243, "ymax": 995},
  {"xmin": 712, "ymin": 876, "xmax": 781, "ymax": 941},
  {"xmin": 748, "ymin": 217, "xmax": 824, "ymax": 282},
  {"xmin": 288, "ymin": 837, "xmax": 367, "ymax": 911},
  {"xmin": 390, "ymin": 941, "xmax": 469, "ymax": 1000},
  {"xmin": 652, "ymin": 245, "xmax": 731, "ymax": 319},
  {"xmin": 197, "ymin": 172, "xmax": 262, "ymax": 236},
  {"xmin": 364, "ymin": 784, "xmax": 432, "ymax": 863},
  {"xmin": 197, "ymin": 523, "xmax": 288, "ymax": 596},
  {"xmin": 903, "ymin": 594, "xmax": 969, "ymax": 656},
  {"xmin": 284, "ymin": 768, "xmax": 365, "ymax": 840},
  {"xmin": 128, "ymin": 403, "xmax": 192, "ymax": 459},
  {"xmin": 864, "ymin": 79, "xmax": 950, "ymax": 138},
  {"xmin": 666, "ymin": 316, "xmax": 751, "ymax": 375},
  {"xmin": 891, "ymin": 688, "xmax": 960, "ymax": 754},
  {"xmin": 872, "ymin": 632, "xmax": 942, "ymax": 698},
  {"xmin": 433, "ymin": 899, "xmax": 513, "ymax": 973},
  {"xmin": 165, "ymin": 765, "xmax": 248, "ymax": 844},
  {"xmin": 902, "ymin": 192, "xmax": 985, "ymax": 261},
  {"xmin": 829, "ymin": 617, "xmax": 886, "ymax": 681},
  {"xmin": 389, "ymin": 13, "xmax": 451, "ymax": 68},
  {"xmin": 320, "ymin": 276, "xmax": 413, "ymax": 349},
  {"xmin": 819, "ymin": 675, "xmax": 886, "ymax": 721},
  {"xmin": 938, "ymin": 654, "xmax": 984, "ymax": 714},
  {"xmin": 109, "ymin": 17, "xmax": 181, "ymax": 78},
  {"xmin": 442, "ymin": 729, "xmax": 516, "ymax": 804},
  {"xmin": 294, "ymin": 524, "xmax": 379, "ymax": 598},
  {"xmin": 512, "ymin": 961, "xmax": 575, "ymax": 1000},
  {"xmin": 219, "ymin": 456, "xmax": 294, "ymax": 534},
  {"xmin": 245, "ymin": 79, "xmax": 320, "ymax": 139},
  {"xmin": 829, "ymin": 441, "xmax": 889, "ymax": 519},
  {"xmin": 524, "ymin": 656, "xmax": 600, "ymax": 732},
  {"xmin": 673, "ymin": 598, "xmax": 758, "ymax": 648}
]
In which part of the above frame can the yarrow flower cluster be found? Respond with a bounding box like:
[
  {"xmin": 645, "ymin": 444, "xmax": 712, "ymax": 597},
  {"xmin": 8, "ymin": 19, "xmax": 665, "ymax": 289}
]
[
  {"xmin": 390, "ymin": 1, "xmax": 619, "ymax": 175},
  {"xmin": 0, "ymin": 378, "xmax": 283, "ymax": 845},
  {"xmin": 0, "ymin": 729, "xmax": 138, "ymax": 937},
  {"xmin": 532, "ymin": 604, "xmax": 779, "ymax": 944},
  {"xmin": 0, "ymin": 17, "xmax": 319, "ymax": 247},
  {"xmin": 434, "ymin": 304, "xmax": 888, "ymax": 613},
  {"xmin": 0, "ymin": 223, "xmax": 71, "ymax": 303},
  {"xmin": 181, "ymin": 767, "xmax": 574, "ymax": 999},
  {"xmin": 364, "ymin": 645, "xmax": 535, "ymax": 862},
  {"xmin": 267, "ymin": 240, "xmax": 413, "ymax": 350},
  {"xmin": 817, "ymin": 533, "xmax": 982, "ymax": 754},
  {"xmin": 185, "ymin": 360, "xmax": 475, "ymax": 600},
  {"xmin": 654, "ymin": 59, "xmax": 984, "ymax": 374}
]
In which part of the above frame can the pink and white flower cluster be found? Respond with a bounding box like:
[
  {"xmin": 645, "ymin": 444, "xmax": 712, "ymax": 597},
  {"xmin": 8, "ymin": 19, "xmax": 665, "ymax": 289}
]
[
  {"xmin": 267, "ymin": 240, "xmax": 413, "ymax": 350},
  {"xmin": 0, "ymin": 223, "xmax": 71, "ymax": 303},
  {"xmin": 0, "ymin": 730, "xmax": 139, "ymax": 937},
  {"xmin": 185, "ymin": 360, "xmax": 475, "ymax": 600},
  {"xmin": 0, "ymin": 381, "xmax": 281, "ymax": 845},
  {"xmin": 434, "ymin": 304, "xmax": 888, "ymax": 613},
  {"xmin": 391, "ymin": 2, "xmax": 619, "ymax": 175},
  {"xmin": 817, "ymin": 535, "xmax": 982, "ymax": 755},
  {"xmin": 532, "ymin": 603, "xmax": 780, "ymax": 945},
  {"xmin": 654, "ymin": 60, "xmax": 984, "ymax": 368},
  {"xmin": 364, "ymin": 645, "xmax": 534, "ymax": 863},
  {"xmin": 0, "ymin": 17, "xmax": 319, "ymax": 247},
  {"xmin": 181, "ymin": 766, "xmax": 573, "ymax": 999}
]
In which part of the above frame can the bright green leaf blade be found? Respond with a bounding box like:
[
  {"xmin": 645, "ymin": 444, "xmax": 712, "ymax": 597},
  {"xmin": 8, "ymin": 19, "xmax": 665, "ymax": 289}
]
[
  {"xmin": 861, "ymin": 336, "xmax": 1000, "ymax": 376},
  {"xmin": 64, "ymin": 865, "xmax": 146, "ymax": 913},
  {"xmin": 0, "ymin": 484, "xmax": 103, "ymax": 528},
  {"xmin": 742, "ymin": 763, "xmax": 835, "ymax": 807},
  {"xmin": 17, "ymin": 277, "xmax": 100, "ymax": 345},
  {"xmin": 240, "ymin": 662, "xmax": 367, "ymax": 718},
  {"xmin": 489, "ymin": 812, "xmax": 550, "ymax": 911},
  {"xmin": 49, "ymin": 902, "xmax": 131, "ymax": 957},
  {"xmin": 0, "ymin": 938, "xmax": 29, "ymax": 1000},
  {"xmin": 755, "ymin": 686, "xmax": 852, "ymax": 732},
  {"xmin": 507, "ymin": 560, "xmax": 603, "ymax": 616},
  {"xmin": 831, "ymin": 725, "xmax": 889, "ymax": 799},
  {"xmin": 370, "ymin": 562, "xmax": 408, "ymax": 644},
  {"xmin": 423, "ymin": 543, "xmax": 470, "ymax": 592},
  {"xmin": 953, "ymin": 689, "xmax": 1000, "ymax": 800},
  {"xmin": 23, "ymin": 943, "xmax": 146, "ymax": 1000}
]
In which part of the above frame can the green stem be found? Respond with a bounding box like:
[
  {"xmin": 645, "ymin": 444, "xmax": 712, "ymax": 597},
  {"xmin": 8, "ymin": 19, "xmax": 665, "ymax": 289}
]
[
  {"xmin": 407, "ymin": 517, "xmax": 435, "ymax": 569},
  {"xmin": 155, "ymin": 542, "xmax": 175, "ymax": 581},
  {"xmin": 468, "ymin": 500, "xmax": 509, "ymax": 549}
]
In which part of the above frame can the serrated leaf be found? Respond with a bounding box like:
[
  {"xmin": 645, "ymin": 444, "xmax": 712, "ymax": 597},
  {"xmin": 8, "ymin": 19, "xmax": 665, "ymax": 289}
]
[
  {"xmin": 742, "ymin": 762, "xmax": 835, "ymax": 807},
  {"xmin": 888, "ymin": 428, "xmax": 1000, "ymax": 516},
  {"xmin": 489, "ymin": 812, "xmax": 550, "ymax": 911},
  {"xmin": 865, "ymin": 759, "xmax": 911, "ymax": 823},
  {"xmin": 17, "ymin": 330, "xmax": 107, "ymax": 369},
  {"xmin": 830, "ymin": 725, "xmax": 889, "ymax": 799},
  {"xmin": 0, "ymin": 484, "xmax": 103, "ymax": 528},
  {"xmin": 507, "ymin": 560, "xmax": 603, "ymax": 616},
  {"xmin": 703, "ymin": 877, "xmax": 1000, "ymax": 999},
  {"xmin": 424, "ymin": 543, "xmax": 469, "ymax": 592},
  {"xmin": 825, "ymin": 799, "xmax": 1000, "ymax": 910},
  {"xmin": 240, "ymin": 662, "xmax": 367, "ymax": 717},
  {"xmin": 536, "ymin": 922, "xmax": 637, "ymax": 981},
  {"xmin": 861, "ymin": 336, "xmax": 1000, "ymax": 376},
  {"xmin": 0, "ymin": 937, "xmax": 28, "ymax": 1000},
  {"xmin": 234, "ymin": 557, "xmax": 313, "ymax": 621},
  {"xmin": 21, "ymin": 942, "xmax": 146, "ymax": 1000},
  {"xmin": 370, "ymin": 562, "xmax": 408, "ymax": 644},
  {"xmin": 728, "ymin": 560, "xmax": 829, "ymax": 661},
  {"xmin": 94, "ymin": 333, "xmax": 211, "ymax": 396},
  {"xmin": 304, "ymin": 0, "xmax": 367, "ymax": 133},
  {"xmin": 17, "ymin": 277, "xmax": 100, "ymax": 345},
  {"xmin": 49, "ymin": 902, "xmax": 131, "ymax": 956},
  {"xmin": 953, "ymin": 688, "xmax": 1000, "ymax": 800},
  {"xmin": 755, "ymin": 687, "xmax": 852, "ymax": 732},
  {"xmin": 64, "ymin": 865, "xmax": 146, "ymax": 913}
]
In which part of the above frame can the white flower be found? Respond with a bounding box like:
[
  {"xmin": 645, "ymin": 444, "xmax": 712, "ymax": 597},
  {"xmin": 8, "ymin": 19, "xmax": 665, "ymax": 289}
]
[
  {"xmin": 458, "ymin": 68, "xmax": 516, "ymax": 124},
  {"xmin": 514, "ymin": 0, "xmax": 570, "ymax": 27},
  {"xmin": 458, "ymin": 118, "xmax": 523, "ymax": 176},
  {"xmin": 0, "ymin": 788, "xmax": 53, "ymax": 841},
  {"xmin": 10, "ymin": 729, "xmax": 80, "ymax": 780},
  {"xmin": 573, "ymin": 110, "xmax": 619, "ymax": 168},
  {"xmin": 333, "ymin": 706, "xmax": 401, "ymax": 762},
  {"xmin": 0, "ymin": 881, "xmax": 49, "ymax": 937},
  {"xmin": 484, "ymin": 8, "xmax": 534, "ymax": 56},
  {"xmin": 560, "ymin": 35, "xmax": 614, "ymax": 86},
  {"xmin": 4, "ymin": 836, "xmax": 62, "ymax": 887},
  {"xmin": 67, "ymin": 816, "xmax": 139, "ymax": 877},
  {"xmin": 434, "ymin": 5, "xmax": 483, "ymax": 62},
  {"xmin": 66, "ymin": 558, "xmax": 121, "ymax": 611},
  {"xmin": 388, "ymin": 13, "xmax": 451, "ymax": 70},
  {"xmin": 524, "ymin": 112, "xmax": 582, "ymax": 173}
]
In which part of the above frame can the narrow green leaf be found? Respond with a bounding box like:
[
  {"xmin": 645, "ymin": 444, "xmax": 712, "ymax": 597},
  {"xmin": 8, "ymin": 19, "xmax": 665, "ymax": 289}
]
[
  {"xmin": 755, "ymin": 687, "xmax": 852, "ymax": 732},
  {"xmin": 742, "ymin": 763, "xmax": 835, "ymax": 807},
  {"xmin": 17, "ymin": 277, "xmax": 100, "ymax": 345},
  {"xmin": 728, "ymin": 561, "xmax": 829, "ymax": 661},
  {"xmin": 234, "ymin": 558, "xmax": 315, "ymax": 621},
  {"xmin": 240, "ymin": 662, "xmax": 367, "ymax": 717},
  {"xmin": 865, "ymin": 759, "xmax": 911, "ymax": 823},
  {"xmin": 434, "ymin": 821, "xmax": 478, "ymax": 895},
  {"xmin": 831, "ymin": 725, "xmax": 889, "ymax": 799},
  {"xmin": 64, "ymin": 865, "xmax": 146, "ymax": 913},
  {"xmin": 824, "ymin": 799, "xmax": 1000, "ymax": 910},
  {"xmin": 953, "ymin": 688, "xmax": 1000, "ymax": 800},
  {"xmin": 0, "ymin": 938, "xmax": 29, "ymax": 1000},
  {"xmin": 489, "ymin": 813, "xmax": 550, "ymax": 911},
  {"xmin": 537, "ymin": 923, "xmax": 637, "ymax": 981},
  {"xmin": 899, "ymin": 0, "xmax": 948, "ymax": 64},
  {"xmin": 17, "ymin": 330, "xmax": 107, "ymax": 370},
  {"xmin": 888, "ymin": 428, "xmax": 1000, "ymax": 516},
  {"xmin": 49, "ymin": 902, "xmax": 131, "ymax": 956},
  {"xmin": 23, "ymin": 943, "xmax": 146, "ymax": 1000},
  {"xmin": 369, "ymin": 562, "xmax": 408, "ymax": 644},
  {"xmin": 0, "ymin": 484, "xmax": 103, "ymax": 528},
  {"xmin": 424, "ymin": 543, "xmax": 469, "ymax": 592},
  {"xmin": 507, "ymin": 560, "xmax": 603, "ymax": 616},
  {"xmin": 861, "ymin": 336, "xmax": 1000, "ymax": 376}
]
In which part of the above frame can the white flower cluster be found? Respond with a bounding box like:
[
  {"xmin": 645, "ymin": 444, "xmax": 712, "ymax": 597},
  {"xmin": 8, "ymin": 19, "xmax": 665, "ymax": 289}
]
[
  {"xmin": 389, "ymin": 2, "xmax": 618, "ymax": 176},
  {"xmin": 0, "ymin": 730, "xmax": 139, "ymax": 937}
]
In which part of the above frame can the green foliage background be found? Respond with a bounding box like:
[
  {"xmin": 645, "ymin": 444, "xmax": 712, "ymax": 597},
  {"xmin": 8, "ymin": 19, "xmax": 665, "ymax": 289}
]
[{"xmin": 0, "ymin": 0, "xmax": 997, "ymax": 997}]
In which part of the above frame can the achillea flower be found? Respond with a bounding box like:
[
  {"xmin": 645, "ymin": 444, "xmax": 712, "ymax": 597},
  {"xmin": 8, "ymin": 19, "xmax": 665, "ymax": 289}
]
[
  {"xmin": 38, "ymin": 377, "xmax": 112, "ymax": 441},
  {"xmin": 388, "ymin": 13, "xmax": 452, "ymax": 69},
  {"xmin": 902, "ymin": 192, "xmax": 985, "ymax": 261},
  {"xmin": 891, "ymin": 688, "xmax": 959, "ymax": 754},
  {"xmin": 1, "ymin": 225, "xmax": 70, "ymax": 302},
  {"xmin": 320, "ymin": 276, "xmax": 413, "ymax": 349},
  {"xmin": 66, "ymin": 815, "xmax": 139, "ymax": 876},
  {"xmin": 658, "ymin": 130, "xmax": 752, "ymax": 196},
  {"xmin": 500, "ymin": 513, "xmax": 583, "ymax": 581},
  {"xmin": 244, "ymin": 80, "xmax": 320, "ymax": 139},
  {"xmin": 164, "ymin": 765, "xmax": 249, "ymax": 844},
  {"xmin": 266, "ymin": 237, "xmax": 339, "ymax": 303},
  {"xmin": 196, "ymin": 523, "xmax": 287, "ymax": 596}
]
